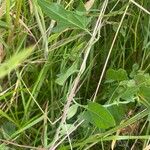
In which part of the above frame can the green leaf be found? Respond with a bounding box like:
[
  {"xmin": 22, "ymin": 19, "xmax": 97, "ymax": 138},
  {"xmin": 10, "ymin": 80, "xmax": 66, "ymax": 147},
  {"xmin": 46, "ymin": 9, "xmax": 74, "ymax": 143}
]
[
  {"xmin": 0, "ymin": 47, "xmax": 33, "ymax": 78},
  {"xmin": 55, "ymin": 62, "xmax": 78, "ymax": 86},
  {"xmin": 67, "ymin": 104, "xmax": 78, "ymax": 120},
  {"xmin": 37, "ymin": 0, "xmax": 90, "ymax": 31},
  {"xmin": 121, "ymin": 86, "xmax": 138, "ymax": 102},
  {"xmin": 11, "ymin": 115, "xmax": 44, "ymax": 138},
  {"xmin": 134, "ymin": 73, "xmax": 150, "ymax": 85},
  {"xmin": 84, "ymin": 102, "xmax": 116, "ymax": 129},
  {"xmin": 130, "ymin": 63, "xmax": 139, "ymax": 78},
  {"xmin": 139, "ymin": 85, "xmax": 150, "ymax": 103},
  {"xmin": 0, "ymin": 110, "xmax": 16, "ymax": 125},
  {"xmin": 2, "ymin": 121, "xmax": 16, "ymax": 139},
  {"xmin": 52, "ymin": 23, "xmax": 69, "ymax": 33},
  {"xmin": 107, "ymin": 104, "xmax": 126, "ymax": 124},
  {"xmin": 106, "ymin": 68, "xmax": 128, "ymax": 82},
  {"xmin": 0, "ymin": 20, "xmax": 9, "ymax": 28},
  {"xmin": 48, "ymin": 33, "xmax": 60, "ymax": 43},
  {"xmin": 120, "ymin": 80, "xmax": 138, "ymax": 102},
  {"xmin": 76, "ymin": 0, "xmax": 87, "ymax": 14},
  {"xmin": 113, "ymin": 24, "xmax": 126, "ymax": 37}
]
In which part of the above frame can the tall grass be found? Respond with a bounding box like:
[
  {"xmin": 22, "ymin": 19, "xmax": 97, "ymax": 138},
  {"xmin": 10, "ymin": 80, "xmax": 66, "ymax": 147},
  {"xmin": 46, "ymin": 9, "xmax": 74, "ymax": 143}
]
[{"xmin": 0, "ymin": 0, "xmax": 150, "ymax": 149}]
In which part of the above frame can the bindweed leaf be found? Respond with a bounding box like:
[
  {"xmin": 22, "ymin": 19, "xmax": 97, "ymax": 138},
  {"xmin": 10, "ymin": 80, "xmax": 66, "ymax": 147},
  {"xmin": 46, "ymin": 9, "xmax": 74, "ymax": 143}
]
[{"xmin": 84, "ymin": 102, "xmax": 116, "ymax": 129}]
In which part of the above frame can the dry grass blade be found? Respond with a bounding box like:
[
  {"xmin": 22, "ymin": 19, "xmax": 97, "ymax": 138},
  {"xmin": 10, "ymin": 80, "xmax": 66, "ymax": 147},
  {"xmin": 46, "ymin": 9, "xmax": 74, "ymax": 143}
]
[
  {"xmin": 144, "ymin": 145, "xmax": 150, "ymax": 150},
  {"xmin": 10, "ymin": 12, "xmax": 37, "ymax": 43},
  {"xmin": 1, "ymin": 0, "xmax": 150, "ymax": 149},
  {"xmin": 0, "ymin": 0, "xmax": 6, "ymax": 17},
  {"xmin": 28, "ymin": 0, "xmax": 33, "ymax": 14},
  {"xmin": 130, "ymin": 0, "xmax": 150, "ymax": 15},
  {"xmin": 93, "ymin": 3, "xmax": 130, "ymax": 102},
  {"xmin": 0, "ymin": 139, "xmax": 46, "ymax": 150},
  {"xmin": 0, "ymin": 43, "xmax": 5, "ymax": 63},
  {"xmin": 49, "ymin": 120, "xmax": 84, "ymax": 150},
  {"xmin": 85, "ymin": 0, "xmax": 95, "ymax": 11},
  {"xmin": 49, "ymin": 1, "xmax": 108, "ymax": 149}
]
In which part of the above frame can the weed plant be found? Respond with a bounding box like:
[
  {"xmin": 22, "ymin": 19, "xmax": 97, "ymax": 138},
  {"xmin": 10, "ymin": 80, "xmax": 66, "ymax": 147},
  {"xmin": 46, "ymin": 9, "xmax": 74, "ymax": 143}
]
[{"xmin": 0, "ymin": 0, "xmax": 150, "ymax": 149}]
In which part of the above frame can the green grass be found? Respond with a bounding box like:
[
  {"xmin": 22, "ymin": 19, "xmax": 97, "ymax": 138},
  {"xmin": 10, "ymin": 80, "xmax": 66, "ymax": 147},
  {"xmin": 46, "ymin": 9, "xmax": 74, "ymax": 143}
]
[{"xmin": 0, "ymin": 0, "xmax": 150, "ymax": 149}]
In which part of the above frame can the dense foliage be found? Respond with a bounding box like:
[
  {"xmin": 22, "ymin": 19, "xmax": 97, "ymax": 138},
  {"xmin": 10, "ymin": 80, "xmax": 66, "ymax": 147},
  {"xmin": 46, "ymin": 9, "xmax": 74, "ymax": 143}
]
[{"xmin": 0, "ymin": 0, "xmax": 150, "ymax": 149}]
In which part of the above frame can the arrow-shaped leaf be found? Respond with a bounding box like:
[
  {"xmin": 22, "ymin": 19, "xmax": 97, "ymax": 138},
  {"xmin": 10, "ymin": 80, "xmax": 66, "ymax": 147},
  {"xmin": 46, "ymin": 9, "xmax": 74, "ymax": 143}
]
[{"xmin": 37, "ymin": 0, "xmax": 90, "ymax": 31}]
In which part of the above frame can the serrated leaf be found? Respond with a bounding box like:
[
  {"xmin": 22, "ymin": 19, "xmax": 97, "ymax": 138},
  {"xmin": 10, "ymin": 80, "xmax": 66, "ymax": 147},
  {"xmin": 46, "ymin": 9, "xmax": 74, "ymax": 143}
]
[
  {"xmin": 84, "ymin": 102, "xmax": 116, "ymax": 129},
  {"xmin": 67, "ymin": 104, "xmax": 78, "ymax": 120},
  {"xmin": 55, "ymin": 62, "xmax": 78, "ymax": 86},
  {"xmin": 37, "ymin": 0, "xmax": 90, "ymax": 31},
  {"xmin": 106, "ymin": 68, "xmax": 128, "ymax": 82}
]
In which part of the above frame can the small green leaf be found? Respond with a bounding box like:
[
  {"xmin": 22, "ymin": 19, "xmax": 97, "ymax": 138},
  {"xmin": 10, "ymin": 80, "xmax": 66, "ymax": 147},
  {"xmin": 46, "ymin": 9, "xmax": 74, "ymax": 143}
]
[
  {"xmin": 67, "ymin": 104, "xmax": 78, "ymax": 120},
  {"xmin": 84, "ymin": 102, "xmax": 116, "ymax": 129},
  {"xmin": 106, "ymin": 68, "xmax": 128, "ymax": 82},
  {"xmin": 55, "ymin": 62, "xmax": 78, "ymax": 86},
  {"xmin": 37, "ymin": 0, "xmax": 90, "ymax": 31}
]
